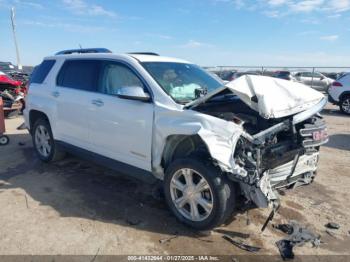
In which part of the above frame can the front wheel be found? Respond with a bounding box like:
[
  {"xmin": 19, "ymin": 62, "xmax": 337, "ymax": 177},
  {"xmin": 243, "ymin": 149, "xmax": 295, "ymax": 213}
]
[
  {"xmin": 340, "ymin": 95, "xmax": 350, "ymax": 115},
  {"xmin": 164, "ymin": 158, "xmax": 236, "ymax": 230}
]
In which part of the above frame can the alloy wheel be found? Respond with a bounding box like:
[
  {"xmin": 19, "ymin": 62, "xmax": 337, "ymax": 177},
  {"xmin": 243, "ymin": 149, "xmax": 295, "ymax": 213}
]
[
  {"xmin": 170, "ymin": 168, "xmax": 213, "ymax": 222},
  {"xmin": 35, "ymin": 125, "xmax": 51, "ymax": 157},
  {"xmin": 341, "ymin": 98, "xmax": 350, "ymax": 114}
]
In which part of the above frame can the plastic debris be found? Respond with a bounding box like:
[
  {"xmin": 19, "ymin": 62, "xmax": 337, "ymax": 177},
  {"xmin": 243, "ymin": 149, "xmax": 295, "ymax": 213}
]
[
  {"xmin": 222, "ymin": 235, "xmax": 261, "ymax": 253},
  {"xmin": 325, "ymin": 222, "xmax": 340, "ymax": 230},
  {"xmin": 159, "ymin": 235, "xmax": 178, "ymax": 244},
  {"xmin": 274, "ymin": 220, "xmax": 320, "ymax": 260}
]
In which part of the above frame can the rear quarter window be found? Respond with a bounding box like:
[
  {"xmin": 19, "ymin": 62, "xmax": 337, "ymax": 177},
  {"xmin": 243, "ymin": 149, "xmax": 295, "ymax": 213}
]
[
  {"xmin": 56, "ymin": 60, "xmax": 101, "ymax": 92},
  {"xmin": 30, "ymin": 60, "xmax": 56, "ymax": 84},
  {"xmin": 338, "ymin": 73, "xmax": 350, "ymax": 83}
]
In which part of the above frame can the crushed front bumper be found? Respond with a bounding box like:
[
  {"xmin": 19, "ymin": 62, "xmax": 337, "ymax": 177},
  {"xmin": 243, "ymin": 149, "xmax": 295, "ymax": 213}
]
[{"xmin": 269, "ymin": 152, "xmax": 319, "ymax": 188}]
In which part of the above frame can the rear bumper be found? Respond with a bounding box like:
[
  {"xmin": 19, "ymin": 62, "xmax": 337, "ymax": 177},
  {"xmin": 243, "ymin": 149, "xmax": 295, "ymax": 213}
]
[{"xmin": 327, "ymin": 93, "xmax": 338, "ymax": 105}]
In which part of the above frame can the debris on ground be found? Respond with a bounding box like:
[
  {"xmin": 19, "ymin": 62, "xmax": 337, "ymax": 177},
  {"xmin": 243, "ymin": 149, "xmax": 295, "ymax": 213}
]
[
  {"xmin": 273, "ymin": 223, "xmax": 293, "ymax": 235},
  {"xmin": 276, "ymin": 239, "xmax": 295, "ymax": 260},
  {"xmin": 261, "ymin": 203, "xmax": 280, "ymax": 232},
  {"xmin": 18, "ymin": 141, "xmax": 25, "ymax": 146},
  {"xmin": 325, "ymin": 229, "xmax": 338, "ymax": 239},
  {"xmin": 246, "ymin": 210, "xmax": 250, "ymax": 226},
  {"xmin": 24, "ymin": 194, "xmax": 29, "ymax": 209},
  {"xmin": 222, "ymin": 235, "xmax": 261, "ymax": 253},
  {"xmin": 214, "ymin": 229, "xmax": 250, "ymax": 239},
  {"xmin": 159, "ymin": 235, "xmax": 178, "ymax": 244},
  {"xmin": 325, "ymin": 222, "xmax": 340, "ymax": 230},
  {"xmin": 274, "ymin": 220, "xmax": 320, "ymax": 260}
]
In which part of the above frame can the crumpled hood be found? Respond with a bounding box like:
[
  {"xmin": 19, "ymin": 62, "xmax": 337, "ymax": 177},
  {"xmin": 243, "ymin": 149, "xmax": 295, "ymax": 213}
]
[
  {"xmin": 225, "ymin": 75, "xmax": 325, "ymax": 119},
  {"xmin": 187, "ymin": 75, "xmax": 325, "ymax": 119}
]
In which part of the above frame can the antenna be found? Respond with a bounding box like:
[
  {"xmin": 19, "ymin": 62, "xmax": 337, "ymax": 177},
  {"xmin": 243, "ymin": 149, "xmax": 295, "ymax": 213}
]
[
  {"xmin": 11, "ymin": 7, "xmax": 22, "ymax": 70},
  {"xmin": 10, "ymin": 7, "xmax": 22, "ymax": 70}
]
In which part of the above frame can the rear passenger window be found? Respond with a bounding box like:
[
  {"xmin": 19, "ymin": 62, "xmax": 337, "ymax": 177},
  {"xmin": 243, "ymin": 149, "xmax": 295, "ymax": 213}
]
[
  {"xmin": 57, "ymin": 60, "xmax": 101, "ymax": 92},
  {"xmin": 30, "ymin": 60, "xmax": 56, "ymax": 84}
]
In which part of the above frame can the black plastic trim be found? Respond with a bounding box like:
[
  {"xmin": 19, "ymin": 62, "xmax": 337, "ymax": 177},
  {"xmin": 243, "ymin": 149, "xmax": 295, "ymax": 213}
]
[{"xmin": 56, "ymin": 141, "xmax": 158, "ymax": 184}]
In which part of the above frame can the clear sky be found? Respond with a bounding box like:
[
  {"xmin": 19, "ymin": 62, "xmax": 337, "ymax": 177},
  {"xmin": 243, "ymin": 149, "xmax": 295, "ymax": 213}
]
[{"xmin": 0, "ymin": 0, "xmax": 349, "ymax": 67}]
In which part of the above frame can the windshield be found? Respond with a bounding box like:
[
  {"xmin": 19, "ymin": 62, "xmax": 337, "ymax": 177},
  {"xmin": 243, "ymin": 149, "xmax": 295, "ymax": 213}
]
[{"xmin": 142, "ymin": 62, "xmax": 222, "ymax": 103}]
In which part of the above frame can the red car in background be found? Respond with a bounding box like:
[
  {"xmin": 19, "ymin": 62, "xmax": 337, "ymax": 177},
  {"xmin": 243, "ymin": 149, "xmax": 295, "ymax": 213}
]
[{"xmin": 0, "ymin": 71, "xmax": 22, "ymax": 88}]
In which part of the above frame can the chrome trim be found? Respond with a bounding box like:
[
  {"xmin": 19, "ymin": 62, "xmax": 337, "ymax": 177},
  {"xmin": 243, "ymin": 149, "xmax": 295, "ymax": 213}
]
[{"xmin": 292, "ymin": 98, "xmax": 327, "ymax": 125}]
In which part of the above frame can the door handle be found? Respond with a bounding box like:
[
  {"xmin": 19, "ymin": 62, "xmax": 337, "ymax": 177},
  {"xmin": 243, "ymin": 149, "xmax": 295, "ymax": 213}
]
[
  {"xmin": 91, "ymin": 99, "xmax": 104, "ymax": 107},
  {"xmin": 51, "ymin": 91, "xmax": 60, "ymax": 98}
]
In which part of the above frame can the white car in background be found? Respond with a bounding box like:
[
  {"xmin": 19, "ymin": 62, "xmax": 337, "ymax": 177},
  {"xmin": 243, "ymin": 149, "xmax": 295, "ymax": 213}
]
[
  {"xmin": 328, "ymin": 73, "xmax": 350, "ymax": 115},
  {"xmin": 292, "ymin": 71, "xmax": 334, "ymax": 92}
]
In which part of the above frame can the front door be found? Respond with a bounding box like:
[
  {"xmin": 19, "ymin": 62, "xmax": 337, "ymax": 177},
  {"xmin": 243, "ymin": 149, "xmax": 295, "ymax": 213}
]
[{"xmin": 89, "ymin": 61, "xmax": 154, "ymax": 171}]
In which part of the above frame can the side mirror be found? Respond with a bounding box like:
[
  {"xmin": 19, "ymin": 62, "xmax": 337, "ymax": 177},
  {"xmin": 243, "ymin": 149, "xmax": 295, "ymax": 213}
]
[
  {"xmin": 116, "ymin": 86, "xmax": 151, "ymax": 102},
  {"xmin": 320, "ymin": 76, "xmax": 325, "ymax": 80}
]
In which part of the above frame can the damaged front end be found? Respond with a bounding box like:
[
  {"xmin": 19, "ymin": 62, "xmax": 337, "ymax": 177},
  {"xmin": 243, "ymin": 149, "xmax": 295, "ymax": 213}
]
[
  {"xmin": 188, "ymin": 75, "xmax": 329, "ymax": 209},
  {"xmin": 232, "ymin": 97, "xmax": 328, "ymax": 208}
]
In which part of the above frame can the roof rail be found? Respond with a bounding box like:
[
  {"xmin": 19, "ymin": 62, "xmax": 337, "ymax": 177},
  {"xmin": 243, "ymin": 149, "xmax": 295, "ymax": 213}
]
[
  {"xmin": 128, "ymin": 52, "xmax": 159, "ymax": 56},
  {"xmin": 55, "ymin": 48, "xmax": 112, "ymax": 55}
]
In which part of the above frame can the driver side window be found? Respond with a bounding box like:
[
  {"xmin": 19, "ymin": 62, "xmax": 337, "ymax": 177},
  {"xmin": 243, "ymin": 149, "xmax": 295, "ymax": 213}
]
[{"xmin": 99, "ymin": 62, "xmax": 144, "ymax": 95}]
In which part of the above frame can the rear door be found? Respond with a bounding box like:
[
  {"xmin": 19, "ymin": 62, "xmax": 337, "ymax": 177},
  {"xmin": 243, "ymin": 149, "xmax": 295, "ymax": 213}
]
[
  {"xmin": 54, "ymin": 59, "xmax": 101, "ymax": 150},
  {"xmin": 88, "ymin": 61, "xmax": 154, "ymax": 171}
]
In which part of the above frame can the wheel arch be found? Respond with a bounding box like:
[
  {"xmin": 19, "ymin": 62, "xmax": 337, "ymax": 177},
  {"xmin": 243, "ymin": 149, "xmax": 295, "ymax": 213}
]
[
  {"xmin": 339, "ymin": 91, "xmax": 350, "ymax": 101},
  {"xmin": 29, "ymin": 110, "xmax": 50, "ymax": 134},
  {"xmin": 161, "ymin": 134, "xmax": 211, "ymax": 171}
]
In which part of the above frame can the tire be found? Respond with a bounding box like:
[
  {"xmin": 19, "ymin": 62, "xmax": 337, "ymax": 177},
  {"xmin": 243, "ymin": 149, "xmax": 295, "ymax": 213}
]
[
  {"xmin": 32, "ymin": 118, "xmax": 65, "ymax": 162},
  {"xmin": 164, "ymin": 157, "xmax": 236, "ymax": 230},
  {"xmin": 339, "ymin": 95, "xmax": 350, "ymax": 115},
  {"xmin": 0, "ymin": 135, "xmax": 9, "ymax": 146}
]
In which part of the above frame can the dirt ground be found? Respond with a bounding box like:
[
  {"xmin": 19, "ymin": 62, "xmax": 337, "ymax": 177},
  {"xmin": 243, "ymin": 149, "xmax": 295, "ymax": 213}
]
[{"xmin": 0, "ymin": 103, "xmax": 349, "ymax": 259}]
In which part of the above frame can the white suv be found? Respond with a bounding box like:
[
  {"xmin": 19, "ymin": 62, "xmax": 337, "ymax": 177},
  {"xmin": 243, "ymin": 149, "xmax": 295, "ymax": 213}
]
[
  {"xmin": 328, "ymin": 73, "xmax": 350, "ymax": 115},
  {"xmin": 24, "ymin": 48, "xmax": 329, "ymax": 229}
]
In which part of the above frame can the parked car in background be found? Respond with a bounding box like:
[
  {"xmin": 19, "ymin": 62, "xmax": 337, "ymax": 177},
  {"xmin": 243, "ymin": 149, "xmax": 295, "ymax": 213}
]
[
  {"xmin": 215, "ymin": 70, "xmax": 237, "ymax": 82},
  {"xmin": 0, "ymin": 71, "xmax": 22, "ymax": 88},
  {"xmin": 0, "ymin": 61, "xmax": 31, "ymax": 88},
  {"xmin": 230, "ymin": 71, "xmax": 260, "ymax": 81},
  {"xmin": 273, "ymin": 71, "xmax": 296, "ymax": 81},
  {"xmin": 322, "ymin": 72, "xmax": 340, "ymax": 80},
  {"xmin": 328, "ymin": 73, "xmax": 350, "ymax": 115},
  {"xmin": 0, "ymin": 62, "xmax": 16, "ymax": 74},
  {"xmin": 292, "ymin": 71, "xmax": 334, "ymax": 92},
  {"xmin": 0, "ymin": 70, "xmax": 26, "ymax": 116}
]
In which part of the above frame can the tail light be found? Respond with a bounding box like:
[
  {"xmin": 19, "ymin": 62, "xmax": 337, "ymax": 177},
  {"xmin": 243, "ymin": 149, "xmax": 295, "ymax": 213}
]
[{"xmin": 332, "ymin": 81, "xmax": 343, "ymax": 87}]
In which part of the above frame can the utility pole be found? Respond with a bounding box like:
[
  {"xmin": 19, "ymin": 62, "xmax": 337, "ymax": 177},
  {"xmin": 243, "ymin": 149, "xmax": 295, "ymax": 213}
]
[{"xmin": 10, "ymin": 7, "xmax": 22, "ymax": 70}]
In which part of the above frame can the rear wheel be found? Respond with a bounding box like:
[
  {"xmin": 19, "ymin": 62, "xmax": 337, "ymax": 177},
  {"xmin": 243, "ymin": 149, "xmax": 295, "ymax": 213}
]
[
  {"xmin": 164, "ymin": 157, "xmax": 236, "ymax": 230},
  {"xmin": 340, "ymin": 95, "xmax": 350, "ymax": 115},
  {"xmin": 32, "ymin": 118, "xmax": 65, "ymax": 162}
]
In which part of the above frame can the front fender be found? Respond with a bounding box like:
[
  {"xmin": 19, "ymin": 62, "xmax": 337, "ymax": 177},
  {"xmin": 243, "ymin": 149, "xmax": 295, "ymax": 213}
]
[{"xmin": 152, "ymin": 105, "xmax": 244, "ymax": 179}]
